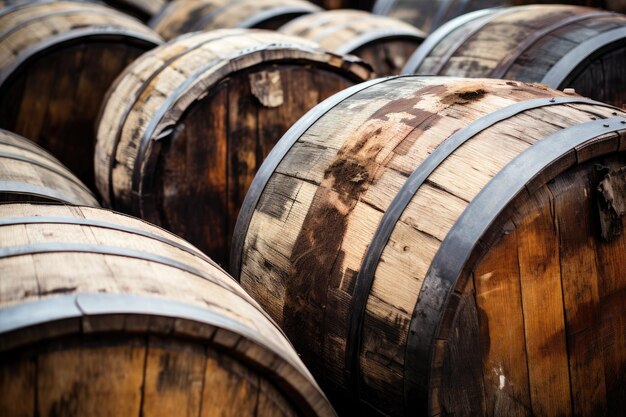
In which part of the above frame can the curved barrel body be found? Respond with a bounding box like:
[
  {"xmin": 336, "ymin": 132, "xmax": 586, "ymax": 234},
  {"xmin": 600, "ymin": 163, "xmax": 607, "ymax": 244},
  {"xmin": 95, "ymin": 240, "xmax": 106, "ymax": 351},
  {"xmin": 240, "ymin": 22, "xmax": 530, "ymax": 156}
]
[
  {"xmin": 0, "ymin": 202, "xmax": 336, "ymax": 417},
  {"xmin": 280, "ymin": 10, "xmax": 425, "ymax": 76},
  {"xmin": 151, "ymin": 0, "xmax": 321, "ymax": 41},
  {"xmin": 403, "ymin": 5, "xmax": 626, "ymax": 108},
  {"xmin": 0, "ymin": 0, "xmax": 162, "ymax": 190},
  {"xmin": 232, "ymin": 76, "xmax": 626, "ymax": 416},
  {"xmin": 0, "ymin": 129, "xmax": 98, "ymax": 205},
  {"xmin": 95, "ymin": 29, "xmax": 372, "ymax": 265}
]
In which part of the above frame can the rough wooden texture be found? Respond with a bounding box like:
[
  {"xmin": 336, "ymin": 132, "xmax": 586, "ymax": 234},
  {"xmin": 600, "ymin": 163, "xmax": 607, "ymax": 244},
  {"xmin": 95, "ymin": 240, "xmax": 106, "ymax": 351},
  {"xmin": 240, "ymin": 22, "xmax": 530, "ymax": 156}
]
[
  {"xmin": 280, "ymin": 10, "xmax": 425, "ymax": 76},
  {"xmin": 235, "ymin": 76, "xmax": 626, "ymax": 416},
  {"xmin": 404, "ymin": 4, "xmax": 626, "ymax": 108},
  {"xmin": 95, "ymin": 29, "xmax": 372, "ymax": 265},
  {"xmin": 0, "ymin": 0, "xmax": 162, "ymax": 192},
  {"xmin": 374, "ymin": 0, "xmax": 626, "ymax": 33},
  {"xmin": 150, "ymin": 0, "xmax": 321, "ymax": 41},
  {"xmin": 0, "ymin": 203, "xmax": 336, "ymax": 417},
  {"xmin": 0, "ymin": 129, "xmax": 98, "ymax": 205}
]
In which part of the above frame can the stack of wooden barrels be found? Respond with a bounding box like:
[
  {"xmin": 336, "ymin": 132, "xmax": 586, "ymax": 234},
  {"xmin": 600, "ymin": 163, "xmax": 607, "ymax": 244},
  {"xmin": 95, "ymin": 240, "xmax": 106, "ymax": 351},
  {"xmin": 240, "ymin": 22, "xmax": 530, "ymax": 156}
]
[{"xmin": 0, "ymin": 0, "xmax": 625, "ymax": 417}]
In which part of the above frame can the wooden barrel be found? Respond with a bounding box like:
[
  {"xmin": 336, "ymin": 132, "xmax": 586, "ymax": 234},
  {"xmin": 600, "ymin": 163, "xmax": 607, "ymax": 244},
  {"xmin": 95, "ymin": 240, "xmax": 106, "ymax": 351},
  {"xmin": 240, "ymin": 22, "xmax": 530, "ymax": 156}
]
[
  {"xmin": 373, "ymin": 0, "xmax": 626, "ymax": 33},
  {"xmin": 0, "ymin": 203, "xmax": 335, "ymax": 417},
  {"xmin": 0, "ymin": 129, "xmax": 98, "ymax": 205},
  {"xmin": 231, "ymin": 76, "xmax": 626, "ymax": 416},
  {"xmin": 103, "ymin": 0, "xmax": 167, "ymax": 22},
  {"xmin": 150, "ymin": 0, "xmax": 321, "ymax": 41},
  {"xmin": 307, "ymin": 0, "xmax": 376, "ymax": 12},
  {"xmin": 0, "ymin": 1, "xmax": 162, "ymax": 191},
  {"xmin": 280, "ymin": 10, "xmax": 425, "ymax": 76},
  {"xmin": 95, "ymin": 29, "xmax": 372, "ymax": 266},
  {"xmin": 403, "ymin": 5, "xmax": 626, "ymax": 109}
]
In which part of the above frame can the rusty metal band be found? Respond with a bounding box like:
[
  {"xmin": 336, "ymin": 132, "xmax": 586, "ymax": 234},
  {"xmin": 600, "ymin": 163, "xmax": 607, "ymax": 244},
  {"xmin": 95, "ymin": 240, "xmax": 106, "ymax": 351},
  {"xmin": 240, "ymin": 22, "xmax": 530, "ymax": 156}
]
[
  {"xmin": 345, "ymin": 96, "xmax": 618, "ymax": 407},
  {"xmin": 401, "ymin": 8, "xmax": 496, "ymax": 74},
  {"xmin": 489, "ymin": 11, "xmax": 616, "ymax": 79},
  {"xmin": 103, "ymin": 31, "xmax": 240, "ymax": 209},
  {"xmin": 335, "ymin": 28, "xmax": 425, "ymax": 56},
  {"xmin": 237, "ymin": 6, "xmax": 320, "ymax": 29},
  {"xmin": 0, "ymin": 7, "xmax": 140, "ymax": 41},
  {"xmin": 403, "ymin": 116, "xmax": 626, "ymax": 415},
  {"xmin": 0, "ymin": 27, "xmax": 162, "ymax": 90},
  {"xmin": 0, "ymin": 181, "xmax": 98, "ymax": 205},
  {"xmin": 541, "ymin": 26, "xmax": 626, "ymax": 89},
  {"xmin": 229, "ymin": 76, "xmax": 402, "ymax": 278},
  {"xmin": 0, "ymin": 292, "xmax": 331, "ymax": 417},
  {"xmin": 0, "ymin": 151, "xmax": 93, "ymax": 194},
  {"xmin": 0, "ymin": 215, "xmax": 219, "ymax": 270},
  {"xmin": 0, "ymin": 241, "xmax": 289, "ymax": 339}
]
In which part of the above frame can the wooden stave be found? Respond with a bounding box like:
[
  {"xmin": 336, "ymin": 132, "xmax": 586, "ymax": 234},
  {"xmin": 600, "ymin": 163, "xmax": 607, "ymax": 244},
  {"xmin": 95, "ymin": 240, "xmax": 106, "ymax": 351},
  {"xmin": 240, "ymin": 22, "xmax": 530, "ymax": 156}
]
[
  {"xmin": 279, "ymin": 10, "xmax": 425, "ymax": 75},
  {"xmin": 95, "ymin": 29, "xmax": 372, "ymax": 264},
  {"xmin": 401, "ymin": 5, "xmax": 626, "ymax": 107},
  {"xmin": 150, "ymin": 0, "xmax": 321, "ymax": 41},
  {"xmin": 0, "ymin": 202, "xmax": 336, "ymax": 417},
  {"xmin": 0, "ymin": 1, "xmax": 162, "ymax": 190},
  {"xmin": 232, "ymin": 76, "xmax": 626, "ymax": 416},
  {"xmin": 0, "ymin": 129, "xmax": 98, "ymax": 205}
]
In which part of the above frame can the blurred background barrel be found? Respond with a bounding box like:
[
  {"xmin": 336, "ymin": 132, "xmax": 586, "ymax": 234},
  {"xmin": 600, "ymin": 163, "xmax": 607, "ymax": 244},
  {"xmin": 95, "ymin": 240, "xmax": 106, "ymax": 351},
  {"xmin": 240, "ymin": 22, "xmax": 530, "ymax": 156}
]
[
  {"xmin": 0, "ymin": 129, "xmax": 98, "ymax": 205},
  {"xmin": 95, "ymin": 29, "xmax": 372, "ymax": 266},
  {"xmin": 309, "ymin": 0, "xmax": 376, "ymax": 11},
  {"xmin": 403, "ymin": 5, "xmax": 626, "ymax": 108},
  {"xmin": 150, "ymin": 0, "xmax": 321, "ymax": 41},
  {"xmin": 0, "ymin": 0, "xmax": 162, "ymax": 191},
  {"xmin": 374, "ymin": 0, "xmax": 626, "ymax": 33},
  {"xmin": 231, "ymin": 76, "xmax": 626, "ymax": 416},
  {"xmin": 0, "ymin": 202, "xmax": 336, "ymax": 417},
  {"xmin": 280, "ymin": 10, "xmax": 425, "ymax": 75},
  {"xmin": 103, "ymin": 0, "xmax": 167, "ymax": 22}
]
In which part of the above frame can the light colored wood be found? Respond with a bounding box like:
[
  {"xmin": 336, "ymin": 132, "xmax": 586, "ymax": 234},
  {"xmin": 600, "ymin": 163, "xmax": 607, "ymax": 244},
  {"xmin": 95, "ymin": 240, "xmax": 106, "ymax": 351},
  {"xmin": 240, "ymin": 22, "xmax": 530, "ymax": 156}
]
[
  {"xmin": 0, "ymin": 203, "xmax": 336, "ymax": 417},
  {"xmin": 237, "ymin": 75, "xmax": 626, "ymax": 416}
]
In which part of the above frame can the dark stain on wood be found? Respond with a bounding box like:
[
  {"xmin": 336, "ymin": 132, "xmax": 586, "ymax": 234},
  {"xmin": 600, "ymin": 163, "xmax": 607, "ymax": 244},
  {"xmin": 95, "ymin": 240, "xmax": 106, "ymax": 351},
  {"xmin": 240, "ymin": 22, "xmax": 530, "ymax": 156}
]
[{"xmin": 596, "ymin": 166, "xmax": 626, "ymax": 242}]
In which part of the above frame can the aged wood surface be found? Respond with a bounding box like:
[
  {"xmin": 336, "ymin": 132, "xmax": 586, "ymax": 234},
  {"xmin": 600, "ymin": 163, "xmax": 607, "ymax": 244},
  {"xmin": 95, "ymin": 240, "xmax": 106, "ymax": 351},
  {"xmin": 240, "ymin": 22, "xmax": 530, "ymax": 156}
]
[
  {"xmin": 0, "ymin": 0, "xmax": 162, "ymax": 191},
  {"xmin": 374, "ymin": 0, "xmax": 626, "ymax": 33},
  {"xmin": 96, "ymin": 29, "xmax": 372, "ymax": 265},
  {"xmin": 0, "ymin": 129, "xmax": 98, "ymax": 205},
  {"xmin": 151, "ymin": 0, "xmax": 321, "ymax": 41},
  {"xmin": 404, "ymin": 4, "xmax": 626, "ymax": 108},
  {"xmin": 280, "ymin": 10, "xmax": 425, "ymax": 76},
  {"xmin": 235, "ymin": 75, "xmax": 626, "ymax": 416},
  {"xmin": 0, "ymin": 202, "xmax": 336, "ymax": 417}
]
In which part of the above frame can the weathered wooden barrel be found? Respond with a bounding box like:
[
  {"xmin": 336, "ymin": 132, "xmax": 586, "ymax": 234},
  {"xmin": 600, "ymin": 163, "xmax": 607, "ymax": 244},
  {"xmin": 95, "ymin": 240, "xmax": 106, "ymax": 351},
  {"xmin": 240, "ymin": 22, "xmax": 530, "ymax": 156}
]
[
  {"xmin": 280, "ymin": 10, "xmax": 425, "ymax": 76},
  {"xmin": 0, "ymin": 1, "xmax": 162, "ymax": 191},
  {"xmin": 150, "ymin": 0, "xmax": 321, "ymax": 41},
  {"xmin": 231, "ymin": 76, "xmax": 626, "ymax": 416},
  {"xmin": 374, "ymin": 0, "xmax": 626, "ymax": 33},
  {"xmin": 0, "ymin": 129, "xmax": 98, "ymax": 205},
  {"xmin": 95, "ymin": 29, "xmax": 372, "ymax": 266},
  {"xmin": 0, "ymin": 203, "xmax": 335, "ymax": 417},
  {"xmin": 403, "ymin": 5, "xmax": 626, "ymax": 109},
  {"xmin": 103, "ymin": 0, "xmax": 167, "ymax": 22}
]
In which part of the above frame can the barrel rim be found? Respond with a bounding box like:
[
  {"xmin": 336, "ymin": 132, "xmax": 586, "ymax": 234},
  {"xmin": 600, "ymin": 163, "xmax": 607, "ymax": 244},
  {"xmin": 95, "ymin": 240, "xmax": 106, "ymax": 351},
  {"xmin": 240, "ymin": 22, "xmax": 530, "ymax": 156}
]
[
  {"xmin": 0, "ymin": 181, "xmax": 99, "ymax": 206},
  {"xmin": 405, "ymin": 116, "xmax": 626, "ymax": 415},
  {"xmin": 235, "ymin": 5, "xmax": 322, "ymax": 29},
  {"xmin": 128, "ymin": 36, "xmax": 372, "ymax": 217},
  {"xmin": 0, "ymin": 292, "xmax": 337, "ymax": 417},
  {"xmin": 335, "ymin": 29, "xmax": 426, "ymax": 56},
  {"xmin": 0, "ymin": 26, "xmax": 162, "ymax": 93}
]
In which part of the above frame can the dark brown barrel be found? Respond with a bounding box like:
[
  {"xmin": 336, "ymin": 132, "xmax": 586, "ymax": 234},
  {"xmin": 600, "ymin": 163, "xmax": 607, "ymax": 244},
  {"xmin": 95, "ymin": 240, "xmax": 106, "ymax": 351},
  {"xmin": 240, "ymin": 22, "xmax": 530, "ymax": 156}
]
[
  {"xmin": 0, "ymin": 1, "xmax": 162, "ymax": 191},
  {"xmin": 231, "ymin": 76, "xmax": 626, "ymax": 416},
  {"xmin": 0, "ymin": 129, "xmax": 98, "ymax": 205},
  {"xmin": 308, "ymin": 0, "xmax": 376, "ymax": 11},
  {"xmin": 373, "ymin": 0, "xmax": 626, "ymax": 33},
  {"xmin": 280, "ymin": 10, "xmax": 425, "ymax": 76},
  {"xmin": 403, "ymin": 5, "xmax": 626, "ymax": 109},
  {"xmin": 150, "ymin": 0, "xmax": 321, "ymax": 41},
  {"xmin": 95, "ymin": 29, "xmax": 372, "ymax": 266},
  {"xmin": 0, "ymin": 202, "xmax": 336, "ymax": 417}
]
